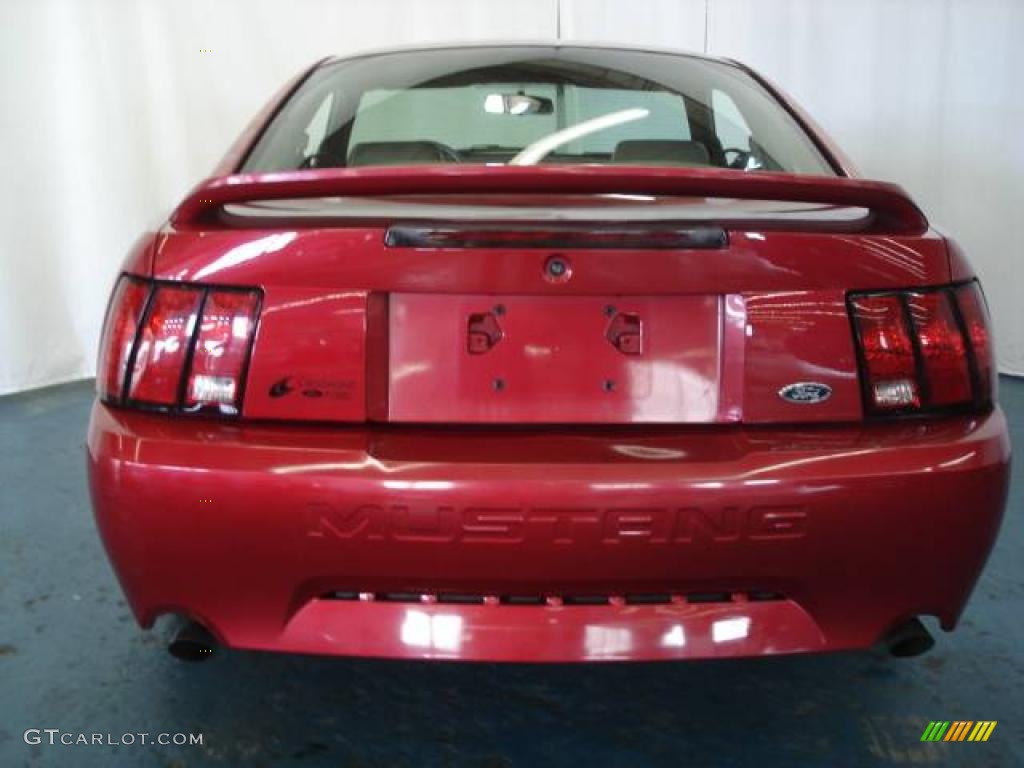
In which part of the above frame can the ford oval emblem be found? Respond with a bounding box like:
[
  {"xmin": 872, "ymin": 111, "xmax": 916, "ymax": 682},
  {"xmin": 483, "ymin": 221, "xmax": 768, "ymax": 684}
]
[{"xmin": 779, "ymin": 382, "xmax": 833, "ymax": 404}]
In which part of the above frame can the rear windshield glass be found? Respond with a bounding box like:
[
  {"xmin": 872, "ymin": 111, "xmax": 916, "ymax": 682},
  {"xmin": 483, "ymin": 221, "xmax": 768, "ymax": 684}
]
[{"xmin": 242, "ymin": 46, "xmax": 835, "ymax": 175}]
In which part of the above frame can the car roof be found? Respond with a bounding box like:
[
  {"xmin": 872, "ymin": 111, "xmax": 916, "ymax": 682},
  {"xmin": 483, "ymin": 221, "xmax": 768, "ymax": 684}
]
[{"xmin": 321, "ymin": 41, "xmax": 739, "ymax": 69}]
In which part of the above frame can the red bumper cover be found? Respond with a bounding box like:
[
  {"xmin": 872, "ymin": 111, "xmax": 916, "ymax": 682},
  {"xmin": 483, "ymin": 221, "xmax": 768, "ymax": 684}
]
[{"xmin": 87, "ymin": 403, "xmax": 1009, "ymax": 661}]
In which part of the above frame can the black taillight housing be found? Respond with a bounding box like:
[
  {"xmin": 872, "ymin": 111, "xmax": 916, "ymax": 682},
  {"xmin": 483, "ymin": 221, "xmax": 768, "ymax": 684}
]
[
  {"xmin": 849, "ymin": 280, "xmax": 995, "ymax": 417},
  {"xmin": 97, "ymin": 275, "xmax": 261, "ymax": 416}
]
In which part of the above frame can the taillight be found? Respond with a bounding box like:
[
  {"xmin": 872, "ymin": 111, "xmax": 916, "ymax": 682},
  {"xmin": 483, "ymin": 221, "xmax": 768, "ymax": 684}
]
[
  {"xmin": 849, "ymin": 294, "xmax": 920, "ymax": 410},
  {"xmin": 97, "ymin": 275, "xmax": 261, "ymax": 416},
  {"xmin": 96, "ymin": 276, "xmax": 150, "ymax": 401},
  {"xmin": 850, "ymin": 281, "xmax": 994, "ymax": 417},
  {"xmin": 128, "ymin": 285, "xmax": 204, "ymax": 404},
  {"xmin": 954, "ymin": 281, "xmax": 996, "ymax": 403},
  {"xmin": 906, "ymin": 291, "xmax": 971, "ymax": 406},
  {"xmin": 185, "ymin": 289, "xmax": 260, "ymax": 413}
]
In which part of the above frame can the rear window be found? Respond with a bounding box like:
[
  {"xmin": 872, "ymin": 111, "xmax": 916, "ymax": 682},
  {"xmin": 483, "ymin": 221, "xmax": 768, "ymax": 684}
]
[{"xmin": 243, "ymin": 46, "xmax": 835, "ymax": 175}]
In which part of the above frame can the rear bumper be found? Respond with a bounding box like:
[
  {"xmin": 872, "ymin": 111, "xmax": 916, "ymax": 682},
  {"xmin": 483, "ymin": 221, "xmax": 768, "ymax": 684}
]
[{"xmin": 87, "ymin": 403, "xmax": 1010, "ymax": 661}]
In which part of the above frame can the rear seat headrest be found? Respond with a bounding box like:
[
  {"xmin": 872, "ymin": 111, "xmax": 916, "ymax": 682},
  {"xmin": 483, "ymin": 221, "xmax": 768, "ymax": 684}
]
[
  {"xmin": 612, "ymin": 140, "xmax": 711, "ymax": 166},
  {"xmin": 347, "ymin": 141, "xmax": 455, "ymax": 167}
]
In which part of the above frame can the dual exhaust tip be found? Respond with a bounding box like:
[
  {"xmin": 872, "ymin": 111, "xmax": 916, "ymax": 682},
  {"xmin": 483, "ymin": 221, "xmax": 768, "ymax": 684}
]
[{"xmin": 163, "ymin": 615, "xmax": 936, "ymax": 662}]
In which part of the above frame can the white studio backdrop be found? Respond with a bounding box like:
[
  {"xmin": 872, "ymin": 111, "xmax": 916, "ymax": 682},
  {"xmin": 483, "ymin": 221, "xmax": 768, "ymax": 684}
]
[{"xmin": 1, "ymin": 0, "xmax": 1022, "ymax": 396}]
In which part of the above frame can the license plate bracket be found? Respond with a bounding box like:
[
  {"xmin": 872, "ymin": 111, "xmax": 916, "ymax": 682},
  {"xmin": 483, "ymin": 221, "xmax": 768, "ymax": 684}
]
[{"xmin": 386, "ymin": 294, "xmax": 723, "ymax": 424}]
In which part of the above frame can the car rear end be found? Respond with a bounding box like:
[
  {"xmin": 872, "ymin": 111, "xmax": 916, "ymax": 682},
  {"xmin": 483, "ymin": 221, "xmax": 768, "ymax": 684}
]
[{"xmin": 87, "ymin": 45, "xmax": 1010, "ymax": 661}]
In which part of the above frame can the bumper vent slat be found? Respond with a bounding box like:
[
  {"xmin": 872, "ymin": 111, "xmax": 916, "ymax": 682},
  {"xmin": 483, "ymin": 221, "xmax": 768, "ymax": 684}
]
[
  {"xmin": 562, "ymin": 595, "xmax": 611, "ymax": 606},
  {"xmin": 328, "ymin": 591, "xmax": 360, "ymax": 601},
  {"xmin": 437, "ymin": 593, "xmax": 486, "ymax": 605},
  {"xmin": 749, "ymin": 590, "xmax": 786, "ymax": 602},
  {"xmin": 379, "ymin": 592, "xmax": 423, "ymax": 603},
  {"xmin": 686, "ymin": 591, "xmax": 734, "ymax": 604},
  {"xmin": 624, "ymin": 593, "xmax": 673, "ymax": 605},
  {"xmin": 501, "ymin": 595, "xmax": 546, "ymax": 606}
]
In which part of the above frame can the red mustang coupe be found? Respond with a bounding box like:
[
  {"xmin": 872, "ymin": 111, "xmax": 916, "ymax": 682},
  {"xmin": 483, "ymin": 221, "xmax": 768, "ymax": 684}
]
[{"xmin": 88, "ymin": 44, "xmax": 1010, "ymax": 662}]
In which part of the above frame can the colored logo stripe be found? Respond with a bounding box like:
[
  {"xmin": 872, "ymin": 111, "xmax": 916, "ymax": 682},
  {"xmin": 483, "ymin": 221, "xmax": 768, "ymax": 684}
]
[
  {"xmin": 921, "ymin": 721, "xmax": 949, "ymax": 741},
  {"xmin": 970, "ymin": 722, "xmax": 997, "ymax": 741},
  {"xmin": 945, "ymin": 721, "xmax": 972, "ymax": 741},
  {"xmin": 921, "ymin": 721, "xmax": 996, "ymax": 742}
]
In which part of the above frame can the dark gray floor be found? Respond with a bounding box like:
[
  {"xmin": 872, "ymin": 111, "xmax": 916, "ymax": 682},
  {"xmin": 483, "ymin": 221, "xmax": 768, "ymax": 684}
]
[{"xmin": 1, "ymin": 378, "xmax": 1020, "ymax": 768}]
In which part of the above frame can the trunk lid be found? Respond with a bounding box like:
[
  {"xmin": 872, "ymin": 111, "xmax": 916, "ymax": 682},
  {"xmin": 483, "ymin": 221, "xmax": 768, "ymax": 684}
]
[{"xmin": 153, "ymin": 166, "xmax": 948, "ymax": 425}]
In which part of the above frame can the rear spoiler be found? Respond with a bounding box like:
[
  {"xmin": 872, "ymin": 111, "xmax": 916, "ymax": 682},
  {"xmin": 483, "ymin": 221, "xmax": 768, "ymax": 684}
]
[{"xmin": 171, "ymin": 166, "xmax": 929, "ymax": 235}]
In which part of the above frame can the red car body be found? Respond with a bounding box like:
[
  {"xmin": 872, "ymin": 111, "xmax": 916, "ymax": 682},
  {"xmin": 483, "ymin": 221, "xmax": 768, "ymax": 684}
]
[{"xmin": 87, "ymin": 45, "xmax": 1010, "ymax": 661}]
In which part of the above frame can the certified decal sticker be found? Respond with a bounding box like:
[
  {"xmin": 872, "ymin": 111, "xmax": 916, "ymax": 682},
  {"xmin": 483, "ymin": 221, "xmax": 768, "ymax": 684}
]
[{"xmin": 778, "ymin": 382, "xmax": 833, "ymax": 404}]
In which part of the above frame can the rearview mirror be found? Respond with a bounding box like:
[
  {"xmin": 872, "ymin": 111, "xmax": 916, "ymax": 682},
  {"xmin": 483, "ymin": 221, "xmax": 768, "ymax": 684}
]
[{"xmin": 484, "ymin": 93, "xmax": 554, "ymax": 116}]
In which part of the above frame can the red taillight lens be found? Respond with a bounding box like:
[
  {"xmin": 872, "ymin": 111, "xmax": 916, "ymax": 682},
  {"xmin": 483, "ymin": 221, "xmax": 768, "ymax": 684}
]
[
  {"xmin": 185, "ymin": 289, "xmax": 260, "ymax": 414},
  {"xmin": 128, "ymin": 285, "xmax": 204, "ymax": 404},
  {"xmin": 97, "ymin": 275, "xmax": 261, "ymax": 415},
  {"xmin": 97, "ymin": 276, "xmax": 150, "ymax": 402},
  {"xmin": 906, "ymin": 291, "xmax": 971, "ymax": 406},
  {"xmin": 954, "ymin": 281, "xmax": 995, "ymax": 405},
  {"xmin": 850, "ymin": 281, "xmax": 994, "ymax": 416},
  {"xmin": 850, "ymin": 294, "xmax": 920, "ymax": 411}
]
